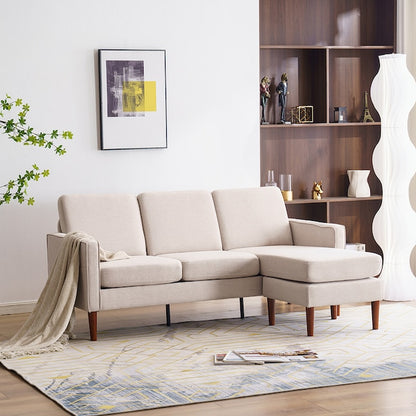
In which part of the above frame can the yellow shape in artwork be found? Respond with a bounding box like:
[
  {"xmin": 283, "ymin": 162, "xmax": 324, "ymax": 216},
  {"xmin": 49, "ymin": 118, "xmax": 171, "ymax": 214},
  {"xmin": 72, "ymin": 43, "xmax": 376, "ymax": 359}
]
[
  {"xmin": 122, "ymin": 81, "xmax": 157, "ymax": 113},
  {"xmin": 99, "ymin": 405, "xmax": 116, "ymax": 410}
]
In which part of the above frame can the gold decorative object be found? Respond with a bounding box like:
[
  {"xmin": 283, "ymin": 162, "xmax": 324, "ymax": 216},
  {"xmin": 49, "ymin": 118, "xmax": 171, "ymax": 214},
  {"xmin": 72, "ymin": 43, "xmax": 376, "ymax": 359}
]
[
  {"xmin": 361, "ymin": 91, "xmax": 375, "ymax": 122},
  {"xmin": 290, "ymin": 106, "xmax": 313, "ymax": 124},
  {"xmin": 312, "ymin": 181, "xmax": 323, "ymax": 200}
]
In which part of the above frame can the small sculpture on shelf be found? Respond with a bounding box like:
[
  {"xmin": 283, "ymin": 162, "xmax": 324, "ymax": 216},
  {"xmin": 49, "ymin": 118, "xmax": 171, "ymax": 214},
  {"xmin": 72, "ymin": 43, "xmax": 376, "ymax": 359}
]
[
  {"xmin": 260, "ymin": 76, "xmax": 271, "ymax": 124},
  {"xmin": 334, "ymin": 106, "xmax": 347, "ymax": 123},
  {"xmin": 290, "ymin": 105, "xmax": 314, "ymax": 124},
  {"xmin": 360, "ymin": 91, "xmax": 375, "ymax": 123},
  {"xmin": 276, "ymin": 73, "xmax": 290, "ymax": 124},
  {"xmin": 312, "ymin": 181, "xmax": 323, "ymax": 200}
]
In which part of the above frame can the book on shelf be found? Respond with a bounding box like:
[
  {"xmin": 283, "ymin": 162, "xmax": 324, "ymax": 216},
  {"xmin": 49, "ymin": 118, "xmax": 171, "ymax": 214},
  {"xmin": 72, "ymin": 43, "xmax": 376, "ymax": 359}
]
[{"xmin": 214, "ymin": 349, "xmax": 322, "ymax": 365}]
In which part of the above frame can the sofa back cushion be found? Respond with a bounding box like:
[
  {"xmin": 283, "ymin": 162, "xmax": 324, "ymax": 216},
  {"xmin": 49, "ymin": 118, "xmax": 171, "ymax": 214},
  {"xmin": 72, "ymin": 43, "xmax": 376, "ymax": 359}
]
[
  {"xmin": 138, "ymin": 190, "xmax": 223, "ymax": 255},
  {"xmin": 58, "ymin": 194, "xmax": 146, "ymax": 255},
  {"xmin": 212, "ymin": 187, "xmax": 293, "ymax": 250}
]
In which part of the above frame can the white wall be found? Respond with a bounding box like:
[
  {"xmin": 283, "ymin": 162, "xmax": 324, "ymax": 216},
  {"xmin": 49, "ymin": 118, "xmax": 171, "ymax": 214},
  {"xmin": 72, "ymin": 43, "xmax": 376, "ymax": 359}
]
[{"xmin": 0, "ymin": 0, "xmax": 260, "ymax": 306}]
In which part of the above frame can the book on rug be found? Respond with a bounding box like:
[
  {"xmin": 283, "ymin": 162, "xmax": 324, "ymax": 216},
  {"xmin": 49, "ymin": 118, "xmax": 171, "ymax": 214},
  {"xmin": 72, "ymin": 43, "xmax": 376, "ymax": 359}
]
[{"xmin": 214, "ymin": 349, "xmax": 322, "ymax": 365}]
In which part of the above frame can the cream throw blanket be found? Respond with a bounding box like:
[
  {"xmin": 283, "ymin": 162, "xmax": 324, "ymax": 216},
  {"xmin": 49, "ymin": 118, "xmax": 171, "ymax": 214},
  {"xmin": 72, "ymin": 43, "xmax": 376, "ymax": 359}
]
[{"xmin": 0, "ymin": 231, "xmax": 128, "ymax": 360}]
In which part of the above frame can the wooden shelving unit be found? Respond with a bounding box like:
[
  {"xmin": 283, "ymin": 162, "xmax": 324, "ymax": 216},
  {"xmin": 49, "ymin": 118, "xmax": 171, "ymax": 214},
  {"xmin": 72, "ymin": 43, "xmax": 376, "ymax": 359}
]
[{"xmin": 260, "ymin": 0, "xmax": 397, "ymax": 255}]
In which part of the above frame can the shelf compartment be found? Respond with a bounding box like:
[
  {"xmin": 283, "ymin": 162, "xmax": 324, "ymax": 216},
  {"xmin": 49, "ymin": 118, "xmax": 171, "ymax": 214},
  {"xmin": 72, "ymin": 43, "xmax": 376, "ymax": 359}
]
[
  {"xmin": 261, "ymin": 126, "xmax": 382, "ymax": 198},
  {"xmin": 260, "ymin": 48, "xmax": 327, "ymax": 124},
  {"xmin": 260, "ymin": 0, "xmax": 395, "ymax": 47},
  {"xmin": 328, "ymin": 48, "xmax": 394, "ymax": 123}
]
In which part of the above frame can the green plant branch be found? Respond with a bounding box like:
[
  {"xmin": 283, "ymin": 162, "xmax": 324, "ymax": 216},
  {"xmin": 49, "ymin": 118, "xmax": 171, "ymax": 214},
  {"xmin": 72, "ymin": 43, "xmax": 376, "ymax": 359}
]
[{"xmin": 0, "ymin": 95, "xmax": 73, "ymax": 206}]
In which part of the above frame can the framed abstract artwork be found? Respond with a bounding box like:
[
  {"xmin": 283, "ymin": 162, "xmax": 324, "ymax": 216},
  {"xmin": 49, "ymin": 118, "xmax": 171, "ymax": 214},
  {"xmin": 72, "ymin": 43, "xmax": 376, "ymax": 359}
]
[{"xmin": 98, "ymin": 49, "xmax": 167, "ymax": 150}]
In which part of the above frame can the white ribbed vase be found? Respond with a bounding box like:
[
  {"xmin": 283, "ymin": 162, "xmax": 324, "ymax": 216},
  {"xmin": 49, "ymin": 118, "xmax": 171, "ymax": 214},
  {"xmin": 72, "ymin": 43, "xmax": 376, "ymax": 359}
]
[{"xmin": 370, "ymin": 53, "xmax": 416, "ymax": 300}]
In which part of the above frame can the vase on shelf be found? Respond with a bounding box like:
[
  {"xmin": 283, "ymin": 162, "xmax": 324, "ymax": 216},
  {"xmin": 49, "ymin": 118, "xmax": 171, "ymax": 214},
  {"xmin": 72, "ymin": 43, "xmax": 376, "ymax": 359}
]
[
  {"xmin": 370, "ymin": 53, "xmax": 416, "ymax": 301},
  {"xmin": 347, "ymin": 170, "xmax": 370, "ymax": 198},
  {"xmin": 265, "ymin": 170, "xmax": 277, "ymax": 187},
  {"xmin": 279, "ymin": 173, "xmax": 293, "ymax": 201}
]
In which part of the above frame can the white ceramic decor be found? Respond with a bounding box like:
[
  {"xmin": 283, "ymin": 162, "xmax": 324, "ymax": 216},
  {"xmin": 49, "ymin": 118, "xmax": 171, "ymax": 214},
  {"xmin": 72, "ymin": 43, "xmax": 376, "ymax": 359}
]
[
  {"xmin": 347, "ymin": 170, "xmax": 370, "ymax": 197},
  {"xmin": 370, "ymin": 53, "xmax": 416, "ymax": 300}
]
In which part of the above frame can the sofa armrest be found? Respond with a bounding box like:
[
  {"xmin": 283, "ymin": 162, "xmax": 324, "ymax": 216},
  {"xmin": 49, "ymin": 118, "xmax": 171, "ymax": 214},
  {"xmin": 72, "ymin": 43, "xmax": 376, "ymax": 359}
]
[
  {"xmin": 47, "ymin": 233, "xmax": 100, "ymax": 312},
  {"xmin": 289, "ymin": 219, "xmax": 346, "ymax": 249}
]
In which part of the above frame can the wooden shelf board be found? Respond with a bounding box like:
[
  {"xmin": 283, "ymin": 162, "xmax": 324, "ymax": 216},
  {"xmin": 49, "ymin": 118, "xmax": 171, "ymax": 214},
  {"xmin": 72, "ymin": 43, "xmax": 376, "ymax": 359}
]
[
  {"xmin": 261, "ymin": 122, "xmax": 381, "ymax": 128},
  {"xmin": 260, "ymin": 45, "xmax": 394, "ymax": 50},
  {"xmin": 285, "ymin": 196, "xmax": 382, "ymax": 205}
]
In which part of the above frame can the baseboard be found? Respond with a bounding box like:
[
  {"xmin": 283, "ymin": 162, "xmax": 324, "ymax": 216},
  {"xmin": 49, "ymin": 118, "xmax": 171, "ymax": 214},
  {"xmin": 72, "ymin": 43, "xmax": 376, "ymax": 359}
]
[{"xmin": 0, "ymin": 301, "xmax": 36, "ymax": 315}]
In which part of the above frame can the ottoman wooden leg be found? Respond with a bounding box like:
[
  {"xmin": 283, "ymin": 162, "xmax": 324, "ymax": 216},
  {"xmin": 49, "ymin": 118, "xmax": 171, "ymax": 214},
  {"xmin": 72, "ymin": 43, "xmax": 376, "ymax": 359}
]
[
  {"xmin": 371, "ymin": 300, "xmax": 380, "ymax": 330},
  {"xmin": 337, "ymin": 305, "xmax": 341, "ymax": 316},
  {"xmin": 330, "ymin": 305, "xmax": 338, "ymax": 319},
  {"xmin": 267, "ymin": 298, "xmax": 275, "ymax": 325},
  {"xmin": 306, "ymin": 307, "xmax": 314, "ymax": 336},
  {"xmin": 88, "ymin": 311, "xmax": 98, "ymax": 341}
]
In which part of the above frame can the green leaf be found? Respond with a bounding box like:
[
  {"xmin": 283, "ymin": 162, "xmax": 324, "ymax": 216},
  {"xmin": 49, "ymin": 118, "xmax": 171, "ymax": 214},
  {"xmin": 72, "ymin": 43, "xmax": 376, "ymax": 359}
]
[
  {"xmin": 27, "ymin": 197, "xmax": 35, "ymax": 205},
  {"xmin": 62, "ymin": 131, "xmax": 73, "ymax": 139}
]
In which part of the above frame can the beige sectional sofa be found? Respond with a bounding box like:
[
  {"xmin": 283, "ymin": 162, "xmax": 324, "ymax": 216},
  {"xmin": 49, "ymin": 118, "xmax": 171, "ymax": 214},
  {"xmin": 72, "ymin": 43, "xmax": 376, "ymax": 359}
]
[{"xmin": 47, "ymin": 187, "xmax": 382, "ymax": 340}]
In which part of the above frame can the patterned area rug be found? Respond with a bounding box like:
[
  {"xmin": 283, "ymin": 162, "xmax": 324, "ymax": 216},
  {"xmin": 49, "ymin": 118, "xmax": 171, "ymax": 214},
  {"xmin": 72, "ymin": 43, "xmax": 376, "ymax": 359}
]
[{"xmin": 2, "ymin": 303, "xmax": 416, "ymax": 416}]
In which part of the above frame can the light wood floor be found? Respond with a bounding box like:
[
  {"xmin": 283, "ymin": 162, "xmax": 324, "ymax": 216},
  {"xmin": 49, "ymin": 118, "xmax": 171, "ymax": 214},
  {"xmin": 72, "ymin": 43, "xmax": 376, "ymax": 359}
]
[{"xmin": 1, "ymin": 297, "xmax": 416, "ymax": 416}]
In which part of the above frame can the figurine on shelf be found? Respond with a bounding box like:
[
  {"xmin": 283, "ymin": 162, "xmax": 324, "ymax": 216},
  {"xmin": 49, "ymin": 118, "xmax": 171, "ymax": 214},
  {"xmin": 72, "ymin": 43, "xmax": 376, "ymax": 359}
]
[
  {"xmin": 276, "ymin": 72, "xmax": 290, "ymax": 124},
  {"xmin": 312, "ymin": 181, "xmax": 323, "ymax": 200},
  {"xmin": 360, "ymin": 91, "xmax": 375, "ymax": 123},
  {"xmin": 260, "ymin": 76, "xmax": 271, "ymax": 124}
]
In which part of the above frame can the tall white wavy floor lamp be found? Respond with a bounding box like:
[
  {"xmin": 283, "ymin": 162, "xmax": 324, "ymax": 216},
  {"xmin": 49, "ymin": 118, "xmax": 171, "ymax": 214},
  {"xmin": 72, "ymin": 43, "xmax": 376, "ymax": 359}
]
[{"xmin": 370, "ymin": 53, "xmax": 416, "ymax": 300}]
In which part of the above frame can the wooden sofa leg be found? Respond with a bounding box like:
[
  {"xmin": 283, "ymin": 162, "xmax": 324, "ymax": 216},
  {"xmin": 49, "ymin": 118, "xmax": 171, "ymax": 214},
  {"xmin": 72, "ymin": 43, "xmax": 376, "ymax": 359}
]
[
  {"xmin": 371, "ymin": 300, "xmax": 380, "ymax": 330},
  {"xmin": 337, "ymin": 305, "xmax": 340, "ymax": 316},
  {"xmin": 330, "ymin": 305, "xmax": 338, "ymax": 319},
  {"xmin": 166, "ymin": 304, "xmax": 171, "ymax": 326},
  {"xmin": 239, "ymin": 297, "xmax": 245, "ymax": 319},
  {"xmin": 88, "ymin": 311, "xmax": 98, "ymax": 341},
  {"xmin": 267, "ymin": 298, "xmax": 275, "ymax": 325},
  {"xmin": 306, "ymin": 307, "xmax": 314, "ymax": 336}
]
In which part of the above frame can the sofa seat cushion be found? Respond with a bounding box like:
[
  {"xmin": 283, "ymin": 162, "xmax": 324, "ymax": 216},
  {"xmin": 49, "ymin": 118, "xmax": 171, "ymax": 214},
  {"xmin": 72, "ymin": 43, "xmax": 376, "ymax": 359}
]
[
  {"xmin": 232, "ymin": 246, "xmax": 382, "ymax": 283},
  {"xmin": 100, "ymin": 256, "xmax": 182, "ymax": 288},
  {"xmin": 160, "ymin": 251, "xmax": 259, "ymax": 281}
]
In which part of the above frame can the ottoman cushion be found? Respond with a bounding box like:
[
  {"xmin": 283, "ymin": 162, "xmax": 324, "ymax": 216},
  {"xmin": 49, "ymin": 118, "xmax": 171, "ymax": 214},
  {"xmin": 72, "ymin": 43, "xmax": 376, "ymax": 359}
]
[{"xmin": 232, "ymin": 245, "xmax": 382, "ymax": 283}]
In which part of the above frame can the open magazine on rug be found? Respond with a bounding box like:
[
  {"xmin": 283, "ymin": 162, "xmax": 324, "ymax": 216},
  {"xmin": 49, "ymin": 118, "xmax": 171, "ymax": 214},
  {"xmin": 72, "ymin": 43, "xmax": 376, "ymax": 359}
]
[{"xmin": 214, "ymin": 349, "xmax": 323, "ymax": 365}]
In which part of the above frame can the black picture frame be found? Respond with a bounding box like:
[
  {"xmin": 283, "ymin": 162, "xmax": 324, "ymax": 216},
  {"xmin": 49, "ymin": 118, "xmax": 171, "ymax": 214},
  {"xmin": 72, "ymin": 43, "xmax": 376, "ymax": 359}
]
[{"xmin": 98, "ymin": 49, "xmax": 167, "ymax": 150}]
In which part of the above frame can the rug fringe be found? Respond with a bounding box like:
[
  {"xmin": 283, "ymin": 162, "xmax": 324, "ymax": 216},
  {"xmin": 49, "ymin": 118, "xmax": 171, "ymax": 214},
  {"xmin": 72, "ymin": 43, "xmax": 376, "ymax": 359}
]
[{"xmin": 0, "ymin": 334, "xmax": 69, "ymax": 360}]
